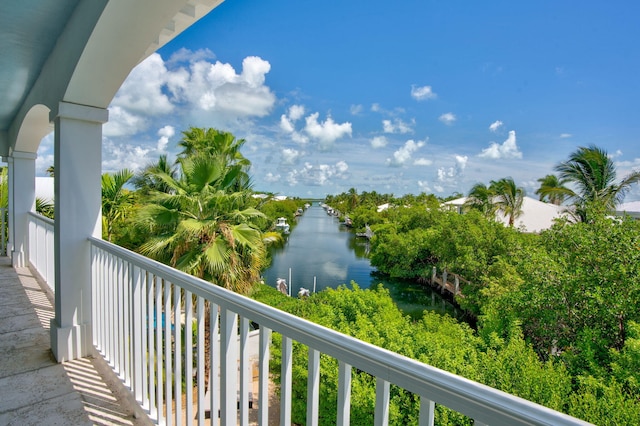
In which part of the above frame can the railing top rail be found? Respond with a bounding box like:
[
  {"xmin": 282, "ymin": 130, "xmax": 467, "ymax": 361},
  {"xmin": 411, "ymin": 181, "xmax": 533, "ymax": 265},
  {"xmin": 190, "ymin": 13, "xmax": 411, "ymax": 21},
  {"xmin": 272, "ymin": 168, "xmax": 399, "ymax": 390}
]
[
  {"xmin": 28, "ymin": 211, "xmax": 55, "ymax": 226},
  {"xmin": 89, "ymin": 236, "xmax": 590, "ymax": 426}
]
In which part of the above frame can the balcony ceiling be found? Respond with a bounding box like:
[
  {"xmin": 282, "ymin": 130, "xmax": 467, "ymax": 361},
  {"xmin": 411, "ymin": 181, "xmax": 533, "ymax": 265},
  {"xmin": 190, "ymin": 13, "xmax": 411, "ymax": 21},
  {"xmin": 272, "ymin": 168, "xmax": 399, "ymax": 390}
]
[
  {"xmin": 0, "ymin": 0, "xmax": 80, "ymax": 133},
  {"xmin": 0, "ymin": 0, "xmax": 223, "ymax": 156}
]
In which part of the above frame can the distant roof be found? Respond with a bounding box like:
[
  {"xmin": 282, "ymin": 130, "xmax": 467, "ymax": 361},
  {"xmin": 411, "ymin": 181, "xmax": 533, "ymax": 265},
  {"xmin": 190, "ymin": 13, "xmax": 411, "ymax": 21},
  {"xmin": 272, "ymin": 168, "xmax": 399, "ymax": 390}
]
[{"xmin": 443, "ymin": 196, "xmax": 570, "ymax": 233}]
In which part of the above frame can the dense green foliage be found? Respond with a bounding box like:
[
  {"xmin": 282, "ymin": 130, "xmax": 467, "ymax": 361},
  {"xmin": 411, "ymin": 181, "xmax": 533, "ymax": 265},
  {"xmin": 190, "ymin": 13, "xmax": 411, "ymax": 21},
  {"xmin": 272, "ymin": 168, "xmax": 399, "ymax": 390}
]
[{"xmin": 252, "ymin": 283, "xmax": 640, "ymax": 425}]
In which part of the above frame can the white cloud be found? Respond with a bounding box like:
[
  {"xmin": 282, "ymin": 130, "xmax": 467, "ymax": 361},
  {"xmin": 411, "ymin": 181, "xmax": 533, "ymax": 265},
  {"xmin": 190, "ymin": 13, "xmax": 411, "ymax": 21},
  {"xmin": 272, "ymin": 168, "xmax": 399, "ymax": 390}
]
[
  {"xmin": 101, "ymin": 139, "xmax": 153, "ymax": 174},
  {"xmin": 350, "ymin": 104, "xmax": 363, "ymax": 115},
  {"xmin": 286, "ymin": 161, "xmax": 349, "ymax": 186},
  {"xmin": 387, "ymin": 139, "xmax": 425, "ymax": 167},
  {"xmin": 489, "ymin": 120, "xmax": 503, "ymax": 132},
  {"xmin": 304, "ymin": 113, "xmax": 352, "ymax": 150},
  {"xmin": 280, "ymin": 105, "xmax": 309, "ymax": 143},
  {"xmin": 382, "ymin": 118, "xmax": 414, "ymax": 134},
  {"xmin": 281, "ymin": 148, "xmax": 301, "ymax": 164},
  {"xmin": 411, "ymin": 85, "xmax": 437, "ymax": 101},
  {"xmin": 112, "ymin": 53, "xmax": 175, "ymax": 115},
  {"xmin": 478, "ymin": 130, "xmax": 522, "ymax": 159},
  {"xmin": 288, "ymin": 105, "xmax": 305, "ymax": 121},
  {"xmin": 157, "ymin": 125, "xmax": 175, "ymax": 152},
  {"xmin": 264, "ymin": 172, "xmax": 280, "ymax": 183},
  {"xmin": 371, "ymin": 103, "xmax": 381, "ymax": 112},
  {"xmin": 280, "ymin": 114, "xmax": 295, "ymax": 133},
  {"xmin": 438, "ymin": 112, "xmax": 456, "ymax": 126},
  {"xmin": 106, "ymin": 51, "xmax": 277, "ymax": 138},
  {"xmin": 560, "ymin": 133, "xmax": 573, "ymax": 138},
  {"xmin": 414, "ymin": 158, "xmax": 433, "ymax": 166},
  {"xmin": 417, "ymin": 180, "xmax": 431, "ymax": 192},
  {"xmin": 437, "ymin": 155, "xmax": 468, "ymax": 185},
  {"xmin": 104, "ymin": 106, "xmax": 148, "ymax": 137},
  {"xmin": 371, "ymin": 136, "xmax": 388, "ymax": 149}
]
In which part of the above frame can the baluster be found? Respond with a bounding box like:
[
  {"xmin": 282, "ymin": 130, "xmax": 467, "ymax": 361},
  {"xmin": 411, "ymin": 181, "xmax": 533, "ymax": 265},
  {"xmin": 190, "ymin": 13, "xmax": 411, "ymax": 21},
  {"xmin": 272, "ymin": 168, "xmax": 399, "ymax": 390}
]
[
  {"xmin": 258, "ymin": 326, "xmax": 271, "ymax": 425},
  {"xmin": 307, "ymin": 348, "xmax": 320, "ymax": 426},
  {"xmin": 220, "ymin": 307, "xmax": 237, "ymax": 426},
  {"xmin": 174, "ymin": 285, "xmax": 182, "ymax": 425},
  {"xmin": 185, "ymin": 290, "xmax": 193, "ymax": 423},
  {"xmin": 240, "ymin": 316, "xmax": 250, "ymax": 426},
  {"xmin": 196, "ymin": 297, "xmax": 205, "ymax": 424},
  {"xmin": 374, "ymin": 378, "xmax": 390, "ymax": 426},
  {"xmin": 337, "ymin": 361, "xmax": 352, "ymax": 426},
  {"xmin": 419, "ymin": 397, "xmax": 435, "ymax": 426},
  {"xmin": 281, "ymin": 336, "xmax": 292, "ymax": 426}
]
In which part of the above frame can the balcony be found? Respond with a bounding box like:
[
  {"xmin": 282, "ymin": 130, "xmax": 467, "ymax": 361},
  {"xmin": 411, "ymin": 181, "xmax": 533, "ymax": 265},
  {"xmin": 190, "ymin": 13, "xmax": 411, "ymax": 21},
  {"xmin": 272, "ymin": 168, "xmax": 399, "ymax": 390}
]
[{"xmin": 0, "ymin": 212, "xmax": 592, "ymax": 426}]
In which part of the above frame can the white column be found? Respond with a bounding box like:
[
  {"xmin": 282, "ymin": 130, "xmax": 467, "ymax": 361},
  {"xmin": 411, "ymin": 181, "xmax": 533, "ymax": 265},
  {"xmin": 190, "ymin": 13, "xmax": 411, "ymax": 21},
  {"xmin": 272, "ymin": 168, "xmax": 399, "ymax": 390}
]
[
  {"xmin": 9, "ymin": 151, "xmax": 37, "ymax": 267},
  {"xmin": 50, "ymin": 101, "xmax": 107, "ymax": 362}
]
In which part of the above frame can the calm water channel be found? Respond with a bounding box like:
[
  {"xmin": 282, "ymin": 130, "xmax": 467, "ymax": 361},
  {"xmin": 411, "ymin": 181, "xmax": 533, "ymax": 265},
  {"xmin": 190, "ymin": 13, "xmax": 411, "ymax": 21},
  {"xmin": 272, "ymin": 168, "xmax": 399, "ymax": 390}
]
[{"xmin": 262, "ymin": 204, "xmax": 461, "ymax": 319}]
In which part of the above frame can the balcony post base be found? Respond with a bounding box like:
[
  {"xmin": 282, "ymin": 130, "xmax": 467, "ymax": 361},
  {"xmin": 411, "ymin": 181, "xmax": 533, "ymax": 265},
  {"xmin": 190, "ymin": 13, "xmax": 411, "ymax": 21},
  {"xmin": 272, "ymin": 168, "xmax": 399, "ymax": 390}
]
[{"xmin": 50, "ymin": 319, "xmax": 92, "ymax": 362}]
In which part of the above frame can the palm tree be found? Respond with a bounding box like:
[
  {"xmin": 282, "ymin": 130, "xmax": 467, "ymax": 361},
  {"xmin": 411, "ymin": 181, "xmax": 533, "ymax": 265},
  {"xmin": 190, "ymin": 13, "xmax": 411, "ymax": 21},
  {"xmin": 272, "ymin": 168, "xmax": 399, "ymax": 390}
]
[
  {"xmin": 464, "ymin": 183, "xmax": 497, "ymax": 219},
  {"xmin": 178, "ymin": 127, "xmax": 252, "ymax": 191},
  {"xmin": 101, "ymin": 169, "xmax": 134, "ymax": 242},
  {"xmin": 131, "ymin": 154, "xmax": 177, "ymax": 195},
  {"xmin": 535, "ymin": 174, "xmax": 569, "ymax": 205},
  {"xmin": 136, "ymin": 153, "xmax": 266, "ymax": 294},
  {"xmin": 490, "ymin": 177, "xmax": 525, "ymax": 227},
  {"xmin": 555, "ymin": 145, "xmax": 640, "ymax": 221}
]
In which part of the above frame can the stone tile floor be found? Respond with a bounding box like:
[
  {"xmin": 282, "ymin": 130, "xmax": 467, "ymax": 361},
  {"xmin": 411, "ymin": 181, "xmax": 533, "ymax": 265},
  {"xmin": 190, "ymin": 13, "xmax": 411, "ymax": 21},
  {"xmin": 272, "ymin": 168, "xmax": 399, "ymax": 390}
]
[{"xmin": 0, "ymin": 257, "xmax": 150, "ymax": 426}]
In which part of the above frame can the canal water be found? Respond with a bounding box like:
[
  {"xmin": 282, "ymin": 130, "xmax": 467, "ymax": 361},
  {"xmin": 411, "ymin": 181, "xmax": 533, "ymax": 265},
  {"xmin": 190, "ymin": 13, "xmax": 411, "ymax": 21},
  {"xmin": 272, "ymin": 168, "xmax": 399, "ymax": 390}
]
[{"xmin": 262, "ymin": 204, "xmax": 460, "ymax": 319}]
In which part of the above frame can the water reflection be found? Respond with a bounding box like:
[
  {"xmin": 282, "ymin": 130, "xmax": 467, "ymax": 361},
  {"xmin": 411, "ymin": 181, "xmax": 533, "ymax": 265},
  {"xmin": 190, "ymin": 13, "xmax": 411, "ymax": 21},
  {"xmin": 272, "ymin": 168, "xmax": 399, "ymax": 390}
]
[{"xmin": 262, "ymin": 204, "xmax": 460, "ymax": 319}]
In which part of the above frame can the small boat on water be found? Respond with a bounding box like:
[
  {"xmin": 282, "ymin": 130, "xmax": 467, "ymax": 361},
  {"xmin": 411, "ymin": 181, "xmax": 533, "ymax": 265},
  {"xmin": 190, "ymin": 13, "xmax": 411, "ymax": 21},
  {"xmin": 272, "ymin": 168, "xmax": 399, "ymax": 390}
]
[{"xmin": 275, "ymin": 217, "xmax": 290, "ymax": 234}]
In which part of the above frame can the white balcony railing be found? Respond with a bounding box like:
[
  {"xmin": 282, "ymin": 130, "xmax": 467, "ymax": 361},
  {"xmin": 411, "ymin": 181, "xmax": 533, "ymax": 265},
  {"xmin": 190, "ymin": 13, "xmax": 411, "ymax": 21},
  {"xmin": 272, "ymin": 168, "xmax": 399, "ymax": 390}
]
[
  {"xmin": 28, "ymin": 211, "xmax": 55, "ymax": 290},
  {"xmin": 89, "ymin": 236, "xmax": 589, "ymax": 426}
]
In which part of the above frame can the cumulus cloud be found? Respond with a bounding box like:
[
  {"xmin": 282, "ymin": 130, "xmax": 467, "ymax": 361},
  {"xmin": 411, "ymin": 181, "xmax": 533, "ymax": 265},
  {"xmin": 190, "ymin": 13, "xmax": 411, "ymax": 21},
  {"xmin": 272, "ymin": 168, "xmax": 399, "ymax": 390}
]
[
  {"xmin": 414, "ymin": 158, "xmax": 433, "ymax": 166},
  {"xmin": 281, "ymin": 148, "xmax": 301, "ymax": 164},
  {"xmin": 411, "ymin": 85, "xmax": 437, "ymax": 101},
  {"xmin": 418, "ymin": 180, "xmax": 432, "ymax": 192},
  {"xmin": 104, "ymin": 106, "xmax": 148, "ymax": 137},
  {"xmin": 382, "ymin": 118, "xmax": 414, "ymax": 134},
  {"xmin": 479, "ymin": 130, "xmax": 522, "ymax": 159},
  {"xmin": 101, "ymin": 139, "xmax": 153, "ymax": 174},
  {"xmin": 157, "ymin": 125, "xmax": 175, "ymax": 152},
  {"xmin": 107, "ymin": 51, "xmax": 276, "ymax": 137},
  {"xmin": 286, "ymin": 161, "xmax": 349, "ymax": 186},
  {"xmin": 304, "ymin": 113, "xmax": 352, "ymax": 150},
  {"xmin": 387, "ymin": 139, "xmax": 425, "ymax": 167},
  {"xmin": 264, "ymin": 172, "xmax": 280, "ymax": 183},
  {"xmin": 280, "ymin": 105, "xmax": 309, "ymax": 143},
  {"xmin": 489, "ymin": 120, "xmax": 503, "ymax": 132},
  {"xmin": 112, "ymin": 54, "xmax": 175, "ymax": 116},
  {"xmin": 371, "ymin": 103, "xmax": 381, "ymax": 112},
  {"xmin": 437, "ymin": 155, "xmax": 468, "ymax": 184},
  {"xmin": 371, "ymin": 136, "xmax": 388, "ymax": 149},
  {"xmin": 438, "ymin": 112, "xmax": 456, "ymax": 126}
]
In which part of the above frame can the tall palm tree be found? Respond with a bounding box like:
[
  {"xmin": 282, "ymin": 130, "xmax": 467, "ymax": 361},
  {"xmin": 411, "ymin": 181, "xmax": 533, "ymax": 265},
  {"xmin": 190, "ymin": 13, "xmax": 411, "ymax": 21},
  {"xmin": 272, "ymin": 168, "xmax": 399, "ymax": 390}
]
[
  {"xmin": 136, "ymin": 153, "xmax": 266, "ymax": 294},
  {"xmin": 101, "ymin": 169, "xmax": 134, "ymax": 242},
  {"xmin": 490, "ymin": 177, "xmax": 525, "ymax": 227},
  {"xmin": 464, "ymin": 182, "xmax": 497, "ymax": 219},
  {"xmin": 535, "ymin": 174, "xmax": 569, "ymax": 205},
  {"xmin": 178, "ymin": 127, "xmax": 252, "ymax": 191},
  {"xmin": 555, "ymin": 145, "xmax": 640, "ymax": 221},
  {"xmin": 131, "ymin": 154, "xmax": 177, "ymax": 195}
]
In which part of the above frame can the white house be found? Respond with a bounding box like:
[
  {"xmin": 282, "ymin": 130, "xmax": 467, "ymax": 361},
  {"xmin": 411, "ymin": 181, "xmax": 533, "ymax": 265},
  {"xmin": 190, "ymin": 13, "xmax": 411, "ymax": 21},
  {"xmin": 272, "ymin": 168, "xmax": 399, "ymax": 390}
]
[{"xmin": 443, "ymin": 196, "xmax": 570, "ymax": 233}]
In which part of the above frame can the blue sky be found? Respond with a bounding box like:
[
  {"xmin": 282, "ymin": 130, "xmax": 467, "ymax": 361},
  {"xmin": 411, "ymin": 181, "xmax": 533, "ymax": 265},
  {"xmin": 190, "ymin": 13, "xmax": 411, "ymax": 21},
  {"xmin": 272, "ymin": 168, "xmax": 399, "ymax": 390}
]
[{"xmin": 37, "ymin": 1, "xmax": 640, "ymax": 200}]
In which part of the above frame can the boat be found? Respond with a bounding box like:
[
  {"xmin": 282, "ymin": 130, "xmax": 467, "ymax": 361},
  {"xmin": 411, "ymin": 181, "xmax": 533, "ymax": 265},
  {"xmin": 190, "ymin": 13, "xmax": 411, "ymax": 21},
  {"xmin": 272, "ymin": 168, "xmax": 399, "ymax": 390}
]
[{"xmin": 275, "ymin": 217, "xmax": 290, "ymax": 234}]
